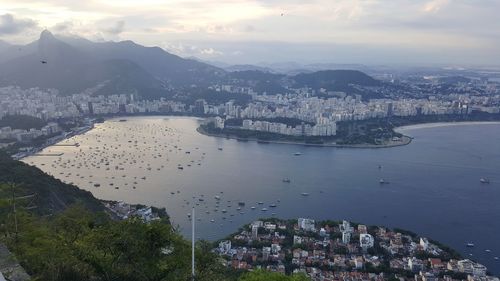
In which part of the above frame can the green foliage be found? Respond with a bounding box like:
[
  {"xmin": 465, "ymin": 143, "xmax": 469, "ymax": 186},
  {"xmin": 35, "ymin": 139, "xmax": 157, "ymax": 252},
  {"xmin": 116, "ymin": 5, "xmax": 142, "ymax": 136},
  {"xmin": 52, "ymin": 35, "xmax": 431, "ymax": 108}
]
[
  {"xmin": 0, "ymin": 151, "xmax": 104, "ymax": 214},
  {"xmin": 0, "ymin": 115, "xmax": 47, "ymax": 130},
  {"xmin": 0, "ymin": 204, "xmax": 229, "ymax": 281},
  {"xmin": 239, "ymin": 270, "xmax": 309, "ymax": 281}
]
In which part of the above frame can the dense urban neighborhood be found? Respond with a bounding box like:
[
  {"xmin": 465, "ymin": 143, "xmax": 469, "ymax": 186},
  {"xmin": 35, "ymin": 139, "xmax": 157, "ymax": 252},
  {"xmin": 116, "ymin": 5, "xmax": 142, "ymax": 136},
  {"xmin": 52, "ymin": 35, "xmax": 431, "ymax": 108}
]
[
  {"xmin": 1, "ymin": 69, "xmax": 500, "ymax": 153},
  {"xmin": 215, "ymin": 218, "xmax": 498, "ymax": 281}
]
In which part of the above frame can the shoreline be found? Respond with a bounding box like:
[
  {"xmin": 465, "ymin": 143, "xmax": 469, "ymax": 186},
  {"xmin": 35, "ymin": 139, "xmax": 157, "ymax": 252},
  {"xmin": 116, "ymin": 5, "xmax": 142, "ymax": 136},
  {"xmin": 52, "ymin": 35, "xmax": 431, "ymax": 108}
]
[
  {"xmin": 394, "ymin": 120, "xmax": 500, "ymax": 133},
  {"xmin": 16, "ymin": 118, "xmax": 500, "ymax": 159},
  {"xmin": 13, "ymin": 125, "xmax": 94, "ymax": 160},
  {"xmin": 196, "ymin": 126, "xmax": 413, "ymax": 149}
]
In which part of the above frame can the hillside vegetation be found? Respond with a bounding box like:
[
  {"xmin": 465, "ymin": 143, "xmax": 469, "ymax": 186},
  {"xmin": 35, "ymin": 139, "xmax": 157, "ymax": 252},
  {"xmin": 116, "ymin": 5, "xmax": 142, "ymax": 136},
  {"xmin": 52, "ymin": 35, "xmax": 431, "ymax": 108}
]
[{"xmin": 0, "ymin": 152, "xmax": 309, "ymax": 281}]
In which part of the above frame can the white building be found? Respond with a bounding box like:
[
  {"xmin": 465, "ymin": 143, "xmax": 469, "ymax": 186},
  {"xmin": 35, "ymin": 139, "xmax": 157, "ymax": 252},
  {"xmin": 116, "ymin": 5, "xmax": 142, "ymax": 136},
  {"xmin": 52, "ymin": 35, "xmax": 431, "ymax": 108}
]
[
  {"xmin": 218, "ymin": 240, "xmax": 232, "ymax": 255},
  {"xmin": 360, "ymin": 233, "xmax": 375, "ymax": 249},
  {"xmin": 420, "ymin": 237, "xmax": 429, "ymax": 251},
  {"xmin": 214, "ymin": 117, "xmax": 225, "ymax": 129},
  {"xmin": 342, "ymin": 231, "xmax": 352, "ymax": 244},
  {"xmin": 298, "ymin": 218, "xmax": 316, "ymax": 232}
]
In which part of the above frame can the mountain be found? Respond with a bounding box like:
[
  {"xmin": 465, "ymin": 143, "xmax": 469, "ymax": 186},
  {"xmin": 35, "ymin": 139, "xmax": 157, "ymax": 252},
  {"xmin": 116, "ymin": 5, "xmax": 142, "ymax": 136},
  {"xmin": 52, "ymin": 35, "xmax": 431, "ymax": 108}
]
[
  {"xmin": 0, "ymin": 40, "xmax": 37, "ymax": 64},
  {"xmin": 0, "ymin": 31, "xmax": 224, "ymax": 98},
  {"xmin": 292, "ymin": 70, "xmax": 381, "ymax": 92},
  {"xmin": 225, "ymin": 64, "xmax": 276, "ymax": 73},
  {"xmin": 56, "ymin": 35, "xmax": 225, "ymax": 86},
  {"xmin": 225, "ymin": 69, "xmax": 382, "ymax": 97},
  {"xmin": 228, "ymin": 70, "xmax": 288, "ymax": 94}
]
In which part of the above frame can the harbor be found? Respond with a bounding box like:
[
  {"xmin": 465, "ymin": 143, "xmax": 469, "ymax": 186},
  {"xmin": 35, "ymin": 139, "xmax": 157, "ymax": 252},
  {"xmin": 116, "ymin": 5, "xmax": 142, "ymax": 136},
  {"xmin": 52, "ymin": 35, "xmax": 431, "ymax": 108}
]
[{"xmin": 20, "ymin": 117, "xmax": 500, "ymax": 275}]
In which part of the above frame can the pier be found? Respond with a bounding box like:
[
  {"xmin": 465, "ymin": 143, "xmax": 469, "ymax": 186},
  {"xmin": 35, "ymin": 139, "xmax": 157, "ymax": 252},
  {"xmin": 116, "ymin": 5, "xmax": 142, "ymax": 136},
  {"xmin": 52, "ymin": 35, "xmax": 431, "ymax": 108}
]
[
  {"xmin": 52, "ymin": 143, "xmax": 79, "ymax": 147},
  {"xmin": 33, "ymin": 153, "xmax": 64, "ymax": 157}
]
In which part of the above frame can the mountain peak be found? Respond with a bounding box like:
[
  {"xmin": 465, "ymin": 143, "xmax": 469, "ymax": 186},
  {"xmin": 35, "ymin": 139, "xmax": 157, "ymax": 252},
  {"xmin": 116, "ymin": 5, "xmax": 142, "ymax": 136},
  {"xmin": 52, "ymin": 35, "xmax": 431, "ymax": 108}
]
[{"xmin": 40, "ymin": 30, "xmax": 54, "ymax": 39}]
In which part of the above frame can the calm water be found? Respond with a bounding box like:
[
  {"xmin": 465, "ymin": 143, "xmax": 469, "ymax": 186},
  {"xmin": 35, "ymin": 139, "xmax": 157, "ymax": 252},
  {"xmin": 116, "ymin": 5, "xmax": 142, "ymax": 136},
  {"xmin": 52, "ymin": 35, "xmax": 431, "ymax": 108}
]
[{"xmin": 23, "ymin": 117, "xmax": 500, "ymax": 274}]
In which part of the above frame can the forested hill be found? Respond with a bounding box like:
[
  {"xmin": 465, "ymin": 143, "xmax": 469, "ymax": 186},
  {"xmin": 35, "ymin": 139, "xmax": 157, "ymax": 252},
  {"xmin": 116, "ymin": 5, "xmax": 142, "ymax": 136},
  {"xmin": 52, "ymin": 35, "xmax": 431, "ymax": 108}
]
[
  {"xmin": 0, "ymin": 151, "xmax": 104, "ymax": 214},
  {"xmin": 0, "ymin": 151, "xmax": 308, "ymax": 280}
]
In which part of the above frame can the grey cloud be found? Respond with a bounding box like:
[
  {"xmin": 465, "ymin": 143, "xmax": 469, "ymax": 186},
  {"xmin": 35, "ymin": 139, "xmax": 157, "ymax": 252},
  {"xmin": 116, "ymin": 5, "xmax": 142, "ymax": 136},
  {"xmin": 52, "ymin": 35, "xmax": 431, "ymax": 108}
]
[
  {"xmin": 243, "ymin": 25, "xmax": 256, "ymax": 32},
  {"xmin": 52, "ymin": 21, "xmax": 74, "ymax": 33},
  {"xmin": 177, "ymin": 40, "xmax": 500, "ymax": 66},
  {"xmin": 0, "ymin": 13, "xmax": 37, "ymax": 35},
  {"xmin": 103, "ymin": 20, "xmax": 125, "ymax": 34},
  {"xmin": 162, "ymin": 42, "xmax": 223, "ymax": 58}
]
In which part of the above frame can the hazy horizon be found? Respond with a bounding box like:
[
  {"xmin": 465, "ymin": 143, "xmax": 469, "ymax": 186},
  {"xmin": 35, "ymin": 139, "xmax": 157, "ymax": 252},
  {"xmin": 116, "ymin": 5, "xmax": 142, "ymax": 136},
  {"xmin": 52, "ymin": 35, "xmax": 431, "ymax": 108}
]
[{"xmin": 1, "ymin": 0, "xmax": 500, "ymax": 66}]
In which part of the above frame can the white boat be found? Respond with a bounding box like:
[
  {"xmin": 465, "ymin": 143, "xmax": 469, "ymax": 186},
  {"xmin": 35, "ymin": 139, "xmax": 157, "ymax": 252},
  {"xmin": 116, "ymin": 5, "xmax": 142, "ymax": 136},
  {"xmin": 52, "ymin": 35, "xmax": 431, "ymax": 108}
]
[
  {"xmin": 480, "ymin": 178, "xmax": 490, "ymax": 184},
  {"xmin": 294, "ymin": 152, "xmax": 302, "ymax": 156},
  {"xmin": 301, "ymin": 192, "xmax": 309, "ymax": 196}
]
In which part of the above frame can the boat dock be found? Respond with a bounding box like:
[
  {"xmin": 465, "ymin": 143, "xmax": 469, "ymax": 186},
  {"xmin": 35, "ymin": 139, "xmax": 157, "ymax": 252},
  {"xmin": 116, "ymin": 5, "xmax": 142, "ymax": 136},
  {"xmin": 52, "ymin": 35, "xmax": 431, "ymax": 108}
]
[
  {"xmin": 33, "ymin": 153, "xmax": 64, "ymax": 157},
  {"xmin": 52, "ymin": 143, "xmax": 79, "ymax": 147}
]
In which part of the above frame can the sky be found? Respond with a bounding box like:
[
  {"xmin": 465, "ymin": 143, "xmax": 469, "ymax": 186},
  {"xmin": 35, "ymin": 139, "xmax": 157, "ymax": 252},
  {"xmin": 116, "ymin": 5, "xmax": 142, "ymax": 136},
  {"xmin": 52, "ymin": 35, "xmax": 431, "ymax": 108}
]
[{"xmin": 0, "ymin": 0, "xmax": 500, "ymax": 65}]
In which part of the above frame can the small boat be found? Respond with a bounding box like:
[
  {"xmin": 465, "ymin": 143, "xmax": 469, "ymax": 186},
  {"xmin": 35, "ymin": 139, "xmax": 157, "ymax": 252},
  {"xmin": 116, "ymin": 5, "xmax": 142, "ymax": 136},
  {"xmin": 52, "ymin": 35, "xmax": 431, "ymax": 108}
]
[
  {"xmin": 257, "ymin": 201, "xmax": 264, "ymax": 205},
  {"xmin": 379, "ymin": 179, "xmax": 389, "ymax": 184},
  {"xmin": 250, "ymin": 206, "xmax": 256, "ymax": 210},
  {"xmin": 480, "ymin": 178, "xmax": 490, "ymax": 184},
  {"xmin": 294, "ymin": 152, "xmax": 302, "ymax": 156},
  {"xmin": 238, "ymin": 201, "xmax": 245, "ymax": 206},
  {"xmin": 210, "ymin": 219, "xmax": 215, "ymax": 223},
  {"xmin": 221, "ymin": 209, "xmax": 227, "ymax": 213},
  {"xmin": 177, "ymin": 166, "xmax": 184, "ymax": 170},
  {"xmin": 214, "ymin": 195, "xmax": 221, "ymax": 200},
  {"xmin": 494, "ymin": 257, "xmax": 499, "ymax": 260},
  {"xmin": 269, "ymin": 204, "xmax": 277, "ymax": 208},
  {"xmin": 218, "ymin": 147, "xmax": 223, "ymax": 151},
  {"xmin": 261, "ymin": 208, "xmax": 268, "ymax": 211},
  {"xmin": 485, "ymin": 249, "xmax": 491, "ymax": 253},
  {"xmin": 466, "ymin": 243, "xmax": 475, "ymax": 247},
  {"xmin": 282, "ymin": 178, "xmax": 291, "ymax": 183},
  {"xmin": 93, "ymin": 183, "xmax": 100, "ymax": 187},
  {"xmin": 301, "ymin": 192, "xmax": 309, "ymax": 196}
]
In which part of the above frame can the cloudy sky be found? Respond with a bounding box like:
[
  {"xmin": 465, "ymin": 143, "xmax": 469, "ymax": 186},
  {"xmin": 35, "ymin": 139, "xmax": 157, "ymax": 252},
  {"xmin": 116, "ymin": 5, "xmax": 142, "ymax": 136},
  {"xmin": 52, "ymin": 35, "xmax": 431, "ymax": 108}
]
[{"xmin": 1, "ymin": 0, "xmax": 499, "ymax": 65}]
